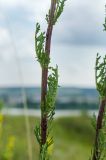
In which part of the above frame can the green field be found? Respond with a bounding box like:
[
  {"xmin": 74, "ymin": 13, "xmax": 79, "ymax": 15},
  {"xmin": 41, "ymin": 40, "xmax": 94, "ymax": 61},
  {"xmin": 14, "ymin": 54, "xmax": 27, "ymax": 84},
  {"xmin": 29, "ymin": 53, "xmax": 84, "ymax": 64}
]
[{"xmin": 0, "ymin": 114, "xmax": 95, "ymax": 160}]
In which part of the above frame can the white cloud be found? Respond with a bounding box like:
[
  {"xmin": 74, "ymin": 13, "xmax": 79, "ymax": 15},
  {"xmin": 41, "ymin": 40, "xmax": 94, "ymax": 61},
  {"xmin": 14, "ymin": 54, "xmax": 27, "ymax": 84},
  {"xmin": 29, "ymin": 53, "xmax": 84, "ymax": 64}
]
[
  {"xmin": 51, "ymin": 45, "xmax": 106, "ymax": 87},
  {"xmin": 0, "ymin": 27, "xmax": 10, "ymax": 45},
  {"xmin": 52, "ymin": 0, "xmax": 106, "ymax": 46},
  {"xmin": 0, "ymin": 0, "xmax": 106, "ymax": 87},
  {"xmin": 0, "ymin": 0, "xmax": 50, "ymax": 17}
]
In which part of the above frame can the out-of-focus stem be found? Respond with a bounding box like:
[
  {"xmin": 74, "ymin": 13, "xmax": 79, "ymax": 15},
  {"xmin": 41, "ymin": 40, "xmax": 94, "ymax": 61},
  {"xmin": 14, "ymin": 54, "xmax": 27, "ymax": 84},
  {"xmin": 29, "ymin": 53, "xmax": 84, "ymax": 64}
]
[{"xmin": 92, "ymin": 98, "xmax": 106, "ymax": 160}]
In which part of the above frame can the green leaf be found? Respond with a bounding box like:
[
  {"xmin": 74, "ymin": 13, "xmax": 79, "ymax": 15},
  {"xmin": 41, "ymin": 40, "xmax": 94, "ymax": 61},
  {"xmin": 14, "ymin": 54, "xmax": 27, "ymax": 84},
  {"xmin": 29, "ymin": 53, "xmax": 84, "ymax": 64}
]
[
  {"xmin": 95, "ymin": 54, "xmax": 106, "ymax": 99},
  {"xmin": 53, "ymin": 0, "xmax": 66, "ymax": 25},
  {"xmin": 35, "ymin": 23, "xmax": 50, "ymax": 68}
]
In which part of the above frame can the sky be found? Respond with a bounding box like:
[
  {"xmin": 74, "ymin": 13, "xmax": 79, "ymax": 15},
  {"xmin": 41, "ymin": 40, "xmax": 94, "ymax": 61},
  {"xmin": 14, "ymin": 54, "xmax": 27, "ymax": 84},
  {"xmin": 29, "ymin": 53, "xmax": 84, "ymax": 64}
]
[{"xmin": 0, "ymin": 0, "xmax": 106, "ymax": 87}]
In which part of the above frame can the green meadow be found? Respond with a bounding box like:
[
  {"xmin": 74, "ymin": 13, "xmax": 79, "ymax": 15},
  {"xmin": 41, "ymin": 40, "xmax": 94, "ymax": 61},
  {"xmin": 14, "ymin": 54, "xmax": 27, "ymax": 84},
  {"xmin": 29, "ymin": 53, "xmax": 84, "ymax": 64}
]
[{"xmin": 1, "ymin": 114, "xmax": 95, "ymax": 160}]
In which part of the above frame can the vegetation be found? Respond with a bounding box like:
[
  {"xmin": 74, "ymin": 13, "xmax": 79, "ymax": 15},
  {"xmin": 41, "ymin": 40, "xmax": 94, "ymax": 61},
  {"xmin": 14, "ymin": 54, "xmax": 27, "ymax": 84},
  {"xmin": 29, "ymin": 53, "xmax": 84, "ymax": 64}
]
[
  {"xmin": 91, "ymin": 54, "xmax": 106, "ymax": 160},
  {"xmin": 0, "ymin": 107, "xmax": 15, "ymax": 160},
  {"xmin": 35, "ymin": 0, "xmax": 66, "ymax": 159},
  {"xmin": 90, "ymin": 15, "xmax": 106, "ymax": 160},
  {"xmin": 1, "ymin": 1, "xmax": 106, "ymax": 160},
  {"xmin": 0, "ymin": 115, "xmax": 94, "ymax": 160}
]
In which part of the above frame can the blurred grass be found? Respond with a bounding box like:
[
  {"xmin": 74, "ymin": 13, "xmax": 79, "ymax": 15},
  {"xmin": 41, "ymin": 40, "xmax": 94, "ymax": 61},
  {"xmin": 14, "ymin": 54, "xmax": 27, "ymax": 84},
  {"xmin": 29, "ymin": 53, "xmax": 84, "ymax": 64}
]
[{"xmin": 0, "ymin": 114, "xmax": 95, "ymax": 160}]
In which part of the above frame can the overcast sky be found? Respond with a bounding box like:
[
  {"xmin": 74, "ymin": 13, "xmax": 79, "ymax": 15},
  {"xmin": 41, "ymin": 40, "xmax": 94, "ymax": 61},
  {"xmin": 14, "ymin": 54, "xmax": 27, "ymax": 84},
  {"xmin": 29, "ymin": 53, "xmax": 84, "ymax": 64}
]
[{"xmin": 0, "ymin": 0, "xmax": 106, "ymax": 87}]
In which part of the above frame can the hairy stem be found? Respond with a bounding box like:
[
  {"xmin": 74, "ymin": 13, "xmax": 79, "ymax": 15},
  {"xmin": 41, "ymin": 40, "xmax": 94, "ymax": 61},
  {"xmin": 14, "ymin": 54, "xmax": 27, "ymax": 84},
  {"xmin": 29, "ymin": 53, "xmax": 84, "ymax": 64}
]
[
  {"xmin": 41, "ymin": 0, "xmax": 56, "ymax": 146},
  {"xmin": 92, "ymin": 98, "xmax": 106, "ymax": 160}
]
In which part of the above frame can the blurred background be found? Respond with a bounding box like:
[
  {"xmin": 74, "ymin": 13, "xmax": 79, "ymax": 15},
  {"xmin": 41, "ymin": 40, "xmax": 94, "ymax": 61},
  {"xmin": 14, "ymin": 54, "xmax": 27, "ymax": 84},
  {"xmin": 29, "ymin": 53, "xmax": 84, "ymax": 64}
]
[{"xmin": 0, "ymin": 0, "xmax": 106, "ymax": 159}]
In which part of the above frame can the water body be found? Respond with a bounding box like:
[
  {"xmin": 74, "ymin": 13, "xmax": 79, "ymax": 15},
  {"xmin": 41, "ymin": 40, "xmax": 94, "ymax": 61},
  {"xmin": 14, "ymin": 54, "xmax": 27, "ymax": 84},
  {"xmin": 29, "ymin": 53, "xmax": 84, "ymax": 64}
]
[
  {"xmin": 1, "ymin": 108, "xmax": 98, "ymax": 118},
  {"xmin": 0, "ymin": 87, "xmax": 99, "ymax": 110}
]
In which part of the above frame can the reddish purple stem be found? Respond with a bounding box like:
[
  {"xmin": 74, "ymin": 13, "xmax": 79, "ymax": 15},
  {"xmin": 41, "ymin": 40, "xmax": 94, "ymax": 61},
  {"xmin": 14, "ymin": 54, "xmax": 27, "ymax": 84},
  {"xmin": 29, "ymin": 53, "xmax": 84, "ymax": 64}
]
[
  {"xmin": 40, "ymin": 0, "xmax": 56, "ymax": 145},
  {"xmin": 92, "ymin": 98, "xmax": 106, "ymax": 160}
]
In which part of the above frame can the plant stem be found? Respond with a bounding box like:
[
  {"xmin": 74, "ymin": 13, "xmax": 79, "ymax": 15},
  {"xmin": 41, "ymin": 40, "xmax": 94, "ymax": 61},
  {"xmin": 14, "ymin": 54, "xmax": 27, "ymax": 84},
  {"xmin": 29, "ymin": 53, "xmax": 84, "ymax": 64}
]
[
  {"xmin": 92, "ymin": 98, "xmax": 106, "ymax": 160},
  {"xmin": 41, "ymin": 0, "xmax": 56, "ymax": 146}
]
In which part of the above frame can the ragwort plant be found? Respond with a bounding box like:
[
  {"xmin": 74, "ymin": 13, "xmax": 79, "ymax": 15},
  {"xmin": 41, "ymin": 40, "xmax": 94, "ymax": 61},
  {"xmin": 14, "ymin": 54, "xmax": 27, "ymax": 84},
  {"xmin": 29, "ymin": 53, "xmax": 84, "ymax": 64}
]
[
  {"xmin": 90, "ymin": 15, "xmax": 106, "ymax": 160},
  {"xmin": 34, "ymin": 0, "xmax": 66, "ymax": 159},
  {"xmin": 91, "ymin": 54, "xmax": 106, "ymax": 160}
]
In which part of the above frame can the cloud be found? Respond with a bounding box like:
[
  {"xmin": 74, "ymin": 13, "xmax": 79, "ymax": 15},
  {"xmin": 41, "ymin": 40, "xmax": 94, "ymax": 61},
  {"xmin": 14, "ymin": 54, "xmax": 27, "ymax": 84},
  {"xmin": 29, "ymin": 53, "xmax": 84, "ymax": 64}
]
[
  {"xmin": 1, "ymin": 0, "xmax": 106, "ymax": 47},
  {"xmin": 0, "ymin": 27, "xmax": 10, "ymax": 45},
  {"xmin": 0, "ymin": 0, "xmax": 50, "ymax": 22},
  {"xmin": 0, "ymin": 0, "xmax": 106, "ymax": 87},
  {"xmin": 52, "ymin": 0, "xmax": 106, "ymax": 46},
  {"xmin": 52, "ymin": 45, "xmax": 106, "ymax": 87}
]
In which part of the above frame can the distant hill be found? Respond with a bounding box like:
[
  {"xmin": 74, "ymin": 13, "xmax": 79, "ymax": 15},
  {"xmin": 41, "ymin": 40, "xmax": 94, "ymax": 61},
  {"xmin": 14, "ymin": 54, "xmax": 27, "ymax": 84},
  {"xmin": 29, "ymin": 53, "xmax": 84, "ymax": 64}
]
[{"xmin": 0, "ymin": 87, "xmax": 99, "ymax": 110}]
